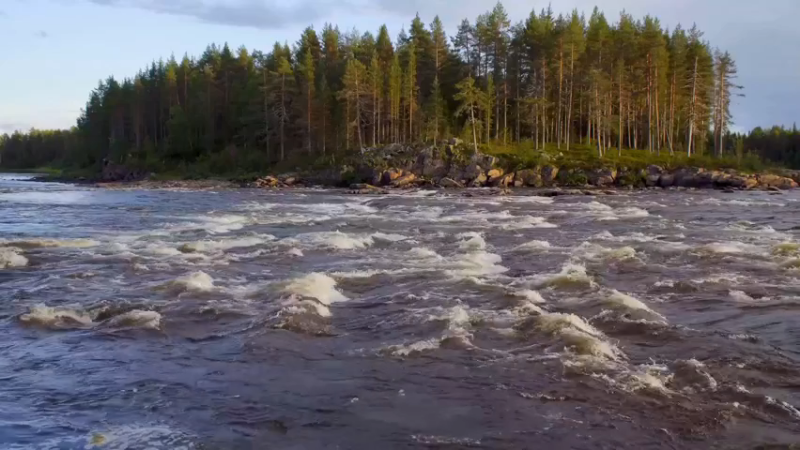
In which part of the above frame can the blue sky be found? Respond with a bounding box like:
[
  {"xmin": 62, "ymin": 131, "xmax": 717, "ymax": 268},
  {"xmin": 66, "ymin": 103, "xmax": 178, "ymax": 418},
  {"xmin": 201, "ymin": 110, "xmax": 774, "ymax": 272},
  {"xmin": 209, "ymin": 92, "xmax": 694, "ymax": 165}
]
[{"xmin": 1, "ymin": 0, "xmax": 798, "ymax": 134}]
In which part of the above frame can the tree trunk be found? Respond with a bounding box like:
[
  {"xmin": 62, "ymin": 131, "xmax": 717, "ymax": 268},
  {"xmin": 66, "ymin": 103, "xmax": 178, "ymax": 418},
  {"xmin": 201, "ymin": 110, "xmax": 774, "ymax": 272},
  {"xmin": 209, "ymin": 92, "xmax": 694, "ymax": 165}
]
[
  {"xmin": 687, "ymin": 56, "xmax": 698, "ymax": 156},
  {"xmin": 280, "ymin": 73, "xmax": 285, "ymax": 161},
  {"xmin": 470, "ymin": 105, "xmax": 478, "ymax": 154},
  {"xmin": 618, "ymin": 71, "xmax": 623, "ymax": 157},
  {"xmin": 262, "ymin": 70, "xmax": 270, "ymax": 162},
  {"xmin": 557, "ymin": 39, "xmax": 564, "ymax": 149},
  {"xmin": 566, "ymin": 44, "xmax": 575, "ymax": 151}
]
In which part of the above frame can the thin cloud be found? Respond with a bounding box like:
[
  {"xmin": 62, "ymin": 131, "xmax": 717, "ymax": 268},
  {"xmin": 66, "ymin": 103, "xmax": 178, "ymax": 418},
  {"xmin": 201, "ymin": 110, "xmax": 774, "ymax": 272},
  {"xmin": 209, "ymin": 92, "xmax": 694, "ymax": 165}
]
[
  {"xmin": 35, "ymin": 30, "xmax": 49, "ymax": 38},
  {"xmin": 85, "ymin": 0, "xmax": 342, "ymax": 29},
  {"xmin": 0, "ymin": 122, "xmax": 29, "ymax": 134}
]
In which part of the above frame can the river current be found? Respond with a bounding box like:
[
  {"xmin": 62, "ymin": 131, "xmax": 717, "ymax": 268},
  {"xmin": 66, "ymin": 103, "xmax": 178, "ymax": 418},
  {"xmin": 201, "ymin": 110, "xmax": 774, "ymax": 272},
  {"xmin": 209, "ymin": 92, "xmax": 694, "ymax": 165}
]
[{"xmin": 1, "ymin": 173, "xmax": 800, "ymax": 449}]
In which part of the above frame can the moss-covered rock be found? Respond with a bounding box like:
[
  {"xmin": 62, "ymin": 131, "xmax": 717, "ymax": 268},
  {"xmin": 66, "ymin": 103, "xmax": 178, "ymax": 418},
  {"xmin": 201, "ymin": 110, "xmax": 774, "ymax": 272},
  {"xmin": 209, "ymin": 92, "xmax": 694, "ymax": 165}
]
[
  {"xmin": 516, "ymin": 168, "xmax": 543, "ymax": 187},
  {"xmin": 541, "ymin": 165, "xmax": 560, "ymax": 186}
]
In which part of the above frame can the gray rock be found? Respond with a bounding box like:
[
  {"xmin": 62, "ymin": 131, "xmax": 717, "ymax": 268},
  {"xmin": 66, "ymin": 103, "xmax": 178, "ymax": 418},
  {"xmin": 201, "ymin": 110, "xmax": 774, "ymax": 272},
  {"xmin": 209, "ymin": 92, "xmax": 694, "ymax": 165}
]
[
  {"xmin": 541, "ymin": 165, "xmax": 560, "ymax": 186},
  {"xmin": 439, "ymin": 177, "xmax": 464, "ymax": 188},
  {"xmin": 645, "ymin": 165, "xmax": 663, "ymax": 187},
  {"xmin": 516, "ymin": 168, "xmax": 543, "ymax": 187},
  {"xmin": 587, "ymin": 167, "xmax": 617, "ymax": 187}
]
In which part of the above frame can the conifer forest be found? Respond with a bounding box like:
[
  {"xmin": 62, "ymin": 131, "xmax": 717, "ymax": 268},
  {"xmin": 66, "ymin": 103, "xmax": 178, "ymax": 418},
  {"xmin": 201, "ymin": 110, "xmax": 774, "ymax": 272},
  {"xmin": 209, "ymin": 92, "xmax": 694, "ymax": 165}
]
[{"xmin": 2, "ymin": 3, "xmax": 799, "ymax": 171}]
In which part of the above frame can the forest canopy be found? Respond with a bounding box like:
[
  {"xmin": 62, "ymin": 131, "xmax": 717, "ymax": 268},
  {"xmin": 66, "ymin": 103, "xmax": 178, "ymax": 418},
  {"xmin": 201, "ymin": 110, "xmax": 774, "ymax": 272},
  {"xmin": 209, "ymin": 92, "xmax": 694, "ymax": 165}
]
[{"xmin": 2, "ymin": 2, "xmax": 798, "ymax": 172}]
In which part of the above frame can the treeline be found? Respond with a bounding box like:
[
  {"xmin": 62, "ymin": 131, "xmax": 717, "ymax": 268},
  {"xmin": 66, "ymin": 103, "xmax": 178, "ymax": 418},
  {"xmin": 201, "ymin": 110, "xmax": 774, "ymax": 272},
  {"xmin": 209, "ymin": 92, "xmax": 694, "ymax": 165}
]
[{"xmin": 0, "ymin": 2, "xmax": 777, "ymax": 173}]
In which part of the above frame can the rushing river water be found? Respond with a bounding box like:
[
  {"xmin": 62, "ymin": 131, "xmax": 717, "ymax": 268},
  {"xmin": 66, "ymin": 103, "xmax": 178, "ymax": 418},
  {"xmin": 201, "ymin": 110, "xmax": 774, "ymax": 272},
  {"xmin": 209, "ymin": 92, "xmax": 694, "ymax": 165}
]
[{"xmin": 2, "ymin": 173, "xmax": 800, "ymax": 449}]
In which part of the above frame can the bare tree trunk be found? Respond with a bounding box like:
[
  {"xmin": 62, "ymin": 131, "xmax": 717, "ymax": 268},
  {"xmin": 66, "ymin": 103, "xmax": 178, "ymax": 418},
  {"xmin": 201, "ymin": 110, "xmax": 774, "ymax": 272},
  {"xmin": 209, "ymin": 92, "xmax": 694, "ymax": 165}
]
[
  {"xmin": 654, "ymin": 64, "xmax": 660, "ymax": 156},
  {"xmin": 356, "ymin": 70, "xmax": 363, "ymax": 150},
  {"xmin": 307, "ymin": 83, "xmax": 313, "ymax": 155},
  {"xmin": 470, "ymin": 105, "xmax": 478, "ymax": 154},
  {"xmin": 515, "ymin": 63, "xmax": 520, "ymax": 143},
  {"xmin": 618, "ymin": 71, "xmax": 623, "ymax": 157},
  {"xmin": 280, "ymin": 73, "xmax": 285, "ymax": 161},
  {"xmin": 557, "ymin": 40, "xmax": 564, "ymax": 149},
  {"xmin": 595, "ymin": 84, "xmax": 602, "ymax": 157},
  {"xmin": 647, "ymin": 53, "xmax": 653, "ymax": 153},
  {"xmin": 669, "ymin": 71, "xmax": 676, "ymax": 154},
  {"xmin": 566, "ymin": 44, "xmax": 575, "ymax": 151},
  {"xmin": 687, "ymin": 56, "xmax": 698, "ymax": 156},
  {"xmin": 504, "ymin": 77, "xmax": 508, "ymax": 146},
  {"xmin": 262, "ymin": 70, "xmax": 270, "ymax": 161}
]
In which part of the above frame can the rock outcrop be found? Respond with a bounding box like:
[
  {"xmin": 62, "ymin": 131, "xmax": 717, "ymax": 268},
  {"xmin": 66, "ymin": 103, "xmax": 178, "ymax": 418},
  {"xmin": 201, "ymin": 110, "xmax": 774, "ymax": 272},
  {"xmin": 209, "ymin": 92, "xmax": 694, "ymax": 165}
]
[{"xmin": 242, "ymin": 143, "xmax": 798, "ymax": 192}]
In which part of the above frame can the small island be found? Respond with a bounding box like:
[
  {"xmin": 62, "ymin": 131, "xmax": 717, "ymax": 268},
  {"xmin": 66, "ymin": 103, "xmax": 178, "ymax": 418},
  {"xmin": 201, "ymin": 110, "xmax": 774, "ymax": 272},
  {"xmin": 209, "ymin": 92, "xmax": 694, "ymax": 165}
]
[{"xmin": 1, "ymin": 3, "xmax": 799, "ymax": 190}]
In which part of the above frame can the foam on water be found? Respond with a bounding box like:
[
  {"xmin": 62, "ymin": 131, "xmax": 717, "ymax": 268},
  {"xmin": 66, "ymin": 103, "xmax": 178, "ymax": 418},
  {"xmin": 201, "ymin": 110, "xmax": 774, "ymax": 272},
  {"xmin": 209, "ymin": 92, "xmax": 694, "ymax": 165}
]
[
  {"xmin": 198, "ymin": 214, "xmax": 251, "ymax": 234},
  {"xmin": 19, "ymin": 304, "xmax": 94, "ymax": 329},
  {"xmin": 772, "ymin": 242, "xmax": 800, "ymax": 256},
  {"xmin": 103, "ymin": 310, "xmax": 162, "ymax": 330},
  {"xmin": 283, "ymin": 273, "xmax": 349, "ymax": 306},
  {"xmin": 604, "ymin": 290, "xmax": 667, "ymax": 323},
  {"xmin": 0, "ymin": 238, "xmax": 100, "ymax": 249},
  {"xmin": 286, "ymin": 248, "xmax": 304, "ymax": 257},
  {"xmin": 406, "ymin": 247, "xmax": 443, "ymax": 259},
  {"xmin": 780, "ymin": 259, "xmax": 800, "ymax": 270},
  {"xmin": 0, "ymin": 247, "xmax": 28, "ymax": 269},
  {"xmin": 593, "ymin": 231, "xmax": 660, "ymax": 242},
  {"xmin": 531, "ymin": 262, "xmax": 596, "ymax": 289},
  {"xmin": 499, "ymin": 216, "xmax": 558, "ymax": 230},
  {"xmin": 514, "ymin": 240, "xmax": 552, "ymax": 252},
  {"xmin": 729, "ymin": 290, "xmax": 756, "ymax": 302},
  {"xmin": 291, "ymin": 231, "xmax": 396, "ymax": 250},
  {"xmin": 169, "ymin": 271, "xmax": 216, "ymax": 293},
  {"xmin": 383, "ymin": 338, "xmax": 442, "ymax": 357},
  {"xmin": 573, "ymin": 242, "xmax": 638, "ymax": 262},
  {"xmin": 697, "ymin": 241, "xmax": 762, "ymax": 255},
  {"xmin": 178, "ymin": 235, "xmax": 275, "ymax": 253},
  {"xmin": 456, "ymin": 232, "xmax": 488, "ymax": 251},
  {"xmin": 447, "ymin": 251, "xmax": 508, "ymax": 278}
]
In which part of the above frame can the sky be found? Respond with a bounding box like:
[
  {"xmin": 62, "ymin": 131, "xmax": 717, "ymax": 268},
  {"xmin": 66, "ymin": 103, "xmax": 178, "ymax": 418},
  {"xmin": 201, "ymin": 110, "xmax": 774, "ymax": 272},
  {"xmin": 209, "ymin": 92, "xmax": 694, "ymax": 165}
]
[{"xmin": 0, "ymin": 0, "xmax": 798, "ymax": 134}]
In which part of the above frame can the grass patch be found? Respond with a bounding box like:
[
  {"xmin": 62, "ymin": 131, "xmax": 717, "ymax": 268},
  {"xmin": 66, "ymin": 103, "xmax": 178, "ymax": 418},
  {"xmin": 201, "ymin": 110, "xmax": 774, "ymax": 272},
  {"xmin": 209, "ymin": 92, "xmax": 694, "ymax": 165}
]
[{"xmin": 481, "ymin": 140, "xmax": 775, "ymax": 173}]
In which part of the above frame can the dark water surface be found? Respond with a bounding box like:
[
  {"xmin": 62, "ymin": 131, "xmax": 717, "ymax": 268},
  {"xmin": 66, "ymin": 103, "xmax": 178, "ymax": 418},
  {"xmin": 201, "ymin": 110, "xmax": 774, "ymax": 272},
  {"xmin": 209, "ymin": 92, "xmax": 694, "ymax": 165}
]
[{"xmin": 2, "ymin": 173, "xmax": 800, "ymax": 449}]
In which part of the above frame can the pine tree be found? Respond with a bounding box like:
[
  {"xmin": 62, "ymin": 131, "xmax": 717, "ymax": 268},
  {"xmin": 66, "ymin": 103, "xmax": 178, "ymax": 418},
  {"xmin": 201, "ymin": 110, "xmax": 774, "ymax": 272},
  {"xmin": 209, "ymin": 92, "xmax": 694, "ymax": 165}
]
[{"xmin": 455, "ymin": 76, "xmax": 483, "ymax": 153}]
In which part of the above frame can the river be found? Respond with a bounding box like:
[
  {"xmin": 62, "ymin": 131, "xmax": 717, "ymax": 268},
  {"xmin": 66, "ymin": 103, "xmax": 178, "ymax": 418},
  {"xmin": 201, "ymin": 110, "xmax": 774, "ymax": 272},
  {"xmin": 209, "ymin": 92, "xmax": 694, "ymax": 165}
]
[{"xmin": 1, "ymin": 173, "xmax": 800, "ymax": 449}]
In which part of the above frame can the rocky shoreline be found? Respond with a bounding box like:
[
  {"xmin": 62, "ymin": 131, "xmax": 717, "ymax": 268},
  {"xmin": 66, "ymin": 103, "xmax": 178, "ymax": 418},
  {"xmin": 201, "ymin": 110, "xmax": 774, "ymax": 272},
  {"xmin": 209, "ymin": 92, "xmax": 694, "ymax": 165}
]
[
  {"xmin": 35, "ymin": 142, "xmax": 800, "ymax": 193},
  {"xmin": 248, "ymin": 143, "xmax": 800, "ymax": 193}
]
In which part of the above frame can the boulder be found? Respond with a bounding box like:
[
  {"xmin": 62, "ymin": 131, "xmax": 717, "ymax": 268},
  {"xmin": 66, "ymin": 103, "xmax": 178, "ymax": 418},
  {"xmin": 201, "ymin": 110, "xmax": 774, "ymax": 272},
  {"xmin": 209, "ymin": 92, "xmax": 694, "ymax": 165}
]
[
  {"xmin": 380, "ymin": 168, "xmax": 404, "ymax": 186},
  {"xmin": 513, "ymin": 179, "xmax": 524, "ymax": 188},
  {"xmin": 516, "ymin": 168, "xmax": 543, "ymax": 187},
  {"xmin": 473, "ymin": 152, "xmax": 498, "ymax": 169},
  {"xmin": 645, "ymin": 165, "xmax": 664, "ymax": 187},
  {"xmin": 497, "ymin": 173, "xmax": 515, "ymax": 187},
  {"xmin": 354, "ymin": 164, "xmax": 380, "ymax": 184},
  {"xmin": 439, "ymin": 177, "xmax": 464, "ymax": 188},
  {"xmin": 413, "ymin": 147, "xmax": 448, "ymax": 179},
  {"xmin": 616, "ymin": 168, "xmax": 645, "ymax": 188},
  {"xmin": 487, "ymin": 168, "xmax": 506, "ymax": 185},
  {"xmin": 673, "ymin": 167, "xmax": 714, "ymax": 188},
  {"xmin": 556, "ymin": 168, "xmax": 589, "ymax": 186},
  {"xmin": 541, "ymin": 165, "xmax": 560, "ymax": 186},
  {"xmin": 659, "ymin": 172, "xmax": 675, "ymax": 188},
  {"xmin": 758, "ymin": 174, "xmax": 798, "ymax": 190},
  {"xmin": 587, "ymin": 167, "xmax": 617, "ymax": 187},
  {"xmin": 253, "ymin": 175, "xmax": 280, "ymax": 188},
  {"xmin": 391, "ymin": 173, "xmax": 418, "ymax": 188},
  {"xmin": 469, "ymin": 172, "xmax": 488, "ymax": 187},
  {"xmin": 101, "ymin": 162, "xmax": 148, "ymax": 182},
  {"xmin": 462, "ymin": 163, "xmax": 483, "ymax": 182}
]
